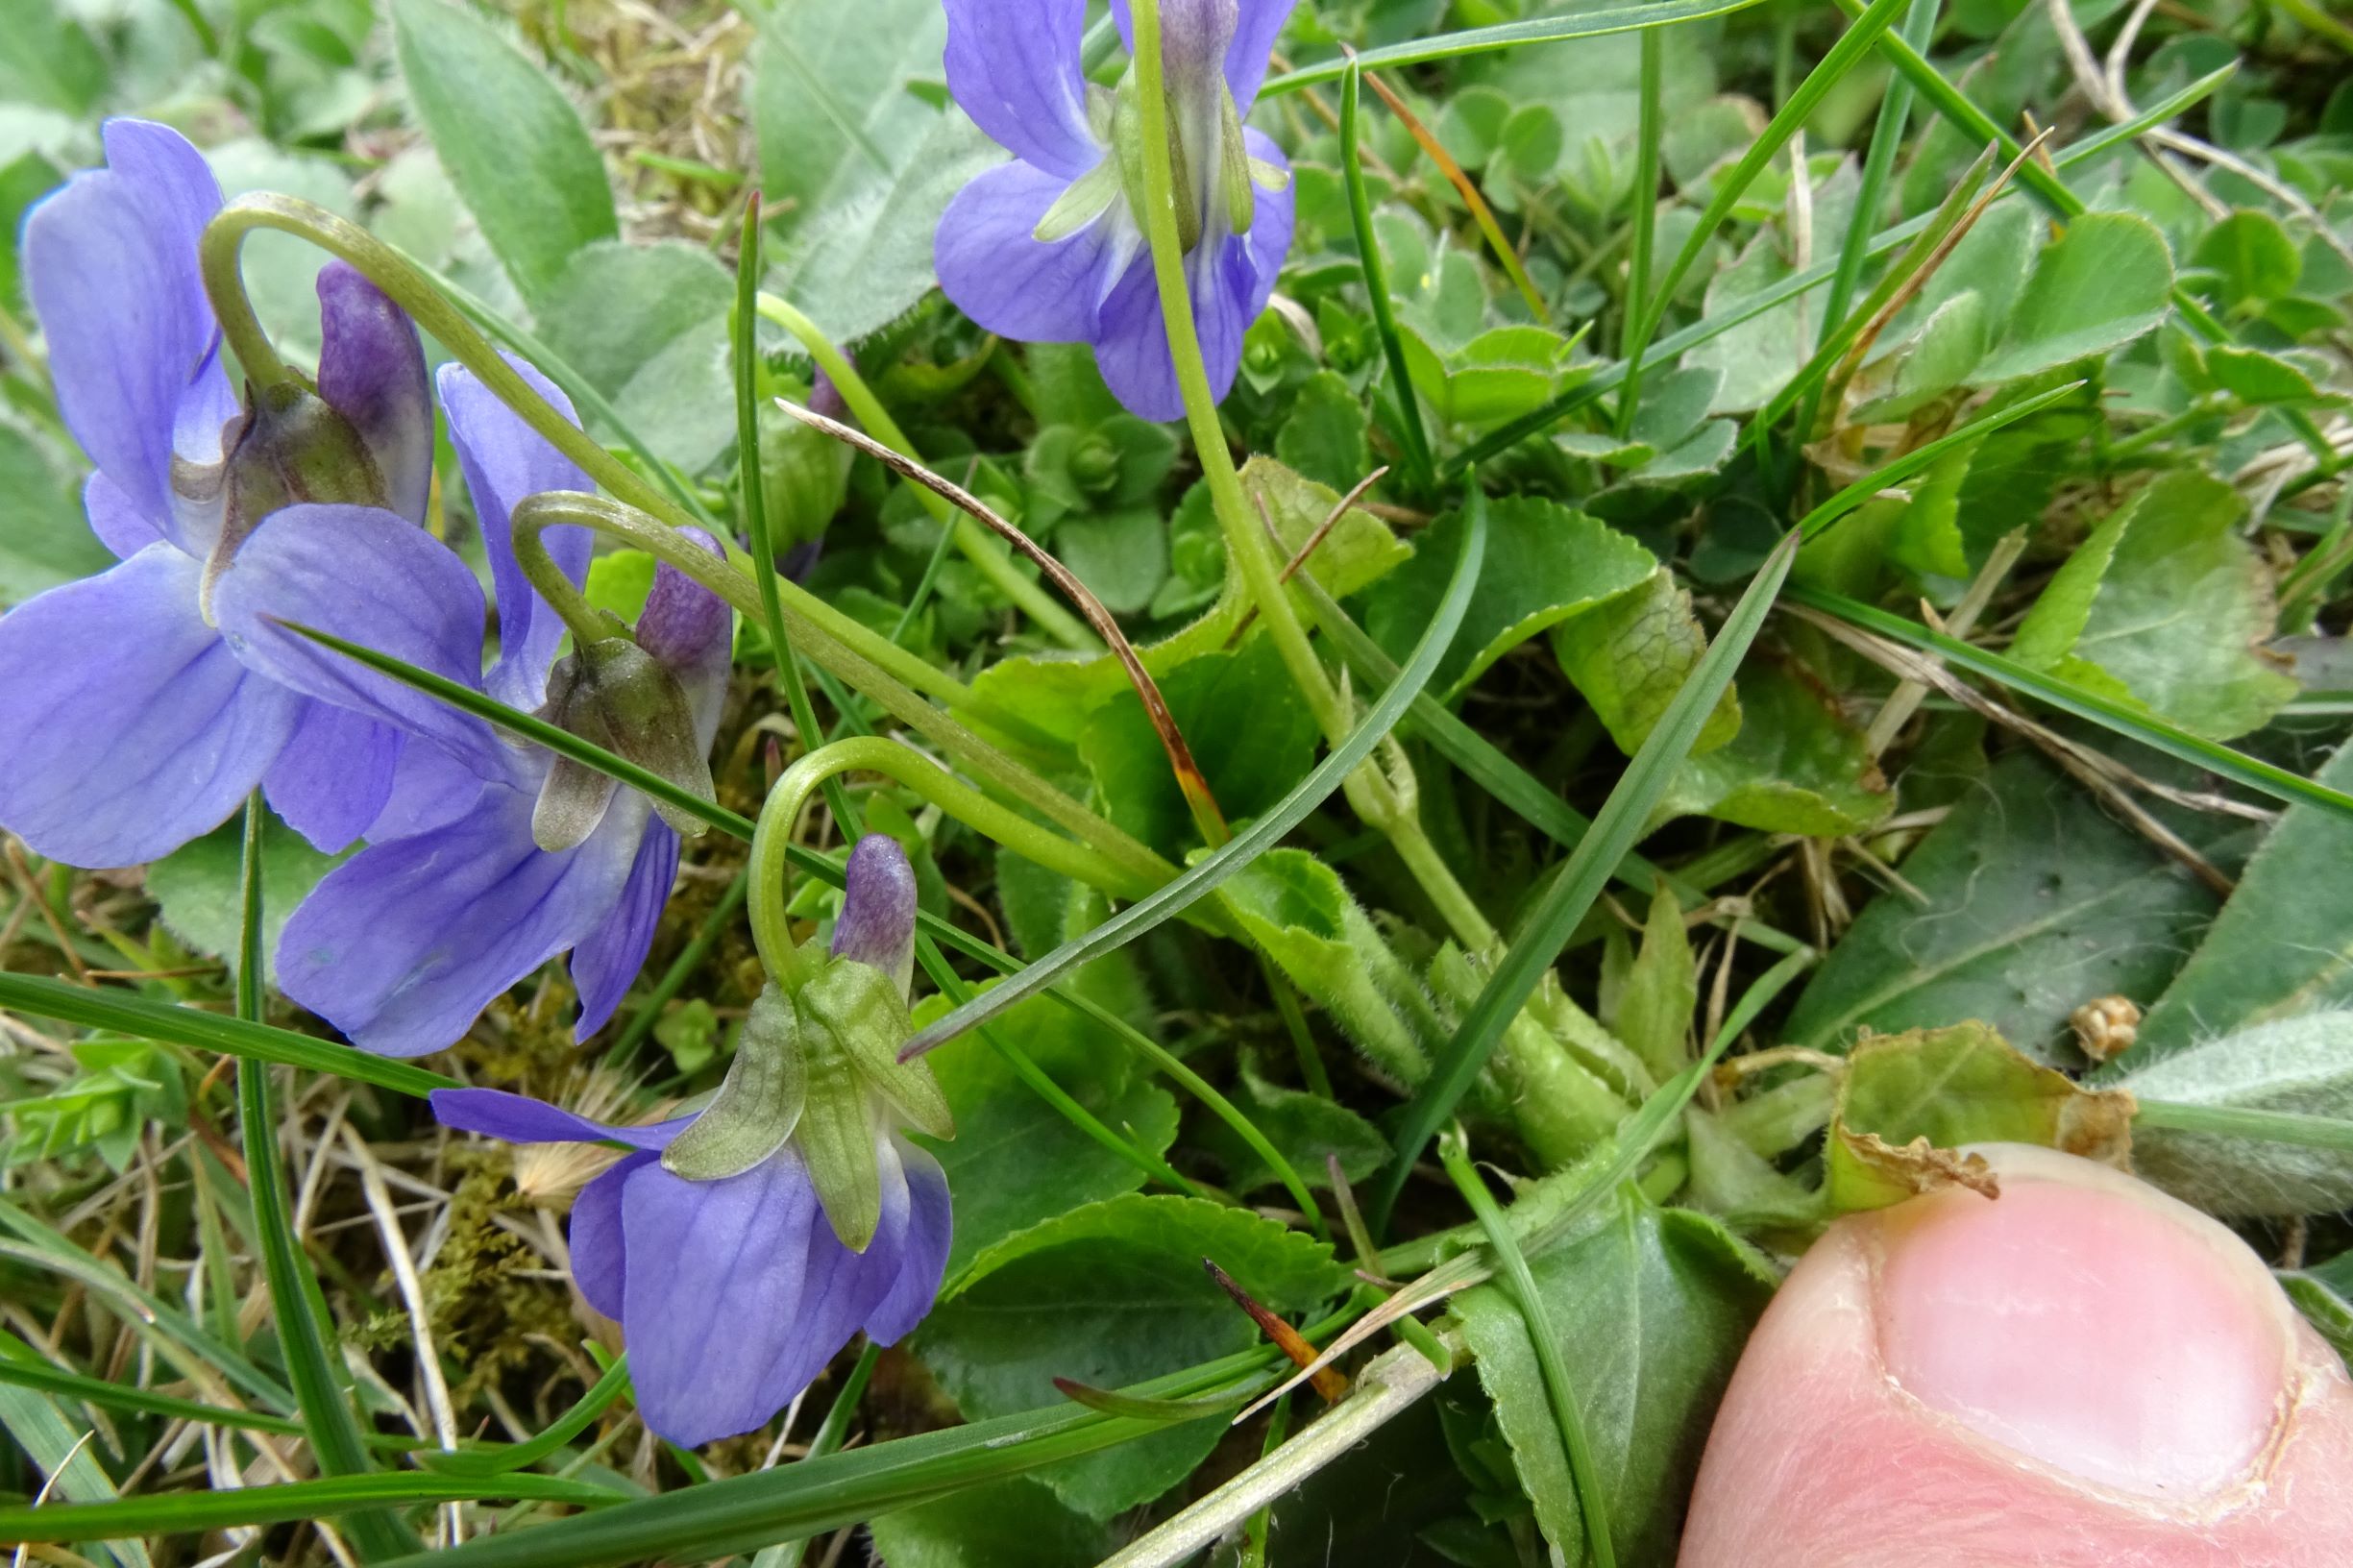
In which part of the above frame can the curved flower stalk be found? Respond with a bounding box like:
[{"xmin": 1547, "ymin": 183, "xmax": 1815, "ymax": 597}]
[
  {"xmin": 0, "ymin": 119, "xmax": 435, "ymax": 867},
  {"xmin": 430, "ymin": 837, "xmax": 953, "ymax": 1447},
  {"xmin": 935, "ymin": 0, "xmax": 1296, "ymax": 420},
  {"xmin": 215, "ymin": 364, "xmax": 730, "ymax": 1058}
]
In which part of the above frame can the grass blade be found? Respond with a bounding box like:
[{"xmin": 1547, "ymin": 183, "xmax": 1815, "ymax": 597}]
[
  {"xmin": 1785, "ymin": 585, "xmax": 2353, "ymax": 822},
  {"xmin": 1617, "ymin": 0, "xmax": 1913, "ymax": 422},
  {"xmin": 900, "ymin": 482, "xmax": 1489, "ymax": 1058},
  {"xmin": 1262, "ymin": 0, "xmax": 1775, "ymax": 91},
  {"xmin": 1373, "ymin": 530, "xmax": 1800, "ymax": 1228},
  {"xmin": 1342, "ymin": 56, "xmax": 1436, "ymax": 490},
  {"xmin": 233, "ymin": 798, "xmax": 419, "ymax": 1561},
  {"xmin": 0, "ymin": 974, "xmax": 455, "ymax": 1096}
]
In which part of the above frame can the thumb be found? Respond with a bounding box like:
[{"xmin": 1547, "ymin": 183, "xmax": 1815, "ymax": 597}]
[{"xmin": 1679, "ymin": 1143, "xmax": 2353, "ymax": 1567}]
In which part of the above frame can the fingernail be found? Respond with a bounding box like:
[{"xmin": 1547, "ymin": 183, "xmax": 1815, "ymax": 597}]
[{"xmin": 1872, "ymin": 1144, "xmax": 2292, "ymax": 1501}]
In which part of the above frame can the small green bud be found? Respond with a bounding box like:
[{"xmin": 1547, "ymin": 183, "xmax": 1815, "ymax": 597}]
[
  {"xmin": 533, "ymin": 635, "xmax": 717, "ymax": 850},
  {"xmin": 194, "ymin": 380, "xmax": 388, "ymax": 618},
  {"xmin": 1068, "ymin": 430, "xmax": 1123, "ymax": 497}
]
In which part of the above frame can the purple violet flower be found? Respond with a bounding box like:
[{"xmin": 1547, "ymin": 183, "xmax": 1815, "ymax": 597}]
[
  {"xmin": 429, "ymin": 837, "xmax": 952, "ymax": 1448},
  {"xmin": 0, "ymin": 119, "xmax": 437, "ymax": 867},
  {"xmin": 935, "ymin": 0, "xmax": 1296, "ymax": 420},
  {"xmin": 214, "ymin": 362, "xmax": 732, "ymax": 1058}
]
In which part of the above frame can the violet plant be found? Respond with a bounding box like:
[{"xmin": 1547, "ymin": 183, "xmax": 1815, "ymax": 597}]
[{"xmin": 7, "ymin": 0, "xmax": 2353, "ymax": 1562}]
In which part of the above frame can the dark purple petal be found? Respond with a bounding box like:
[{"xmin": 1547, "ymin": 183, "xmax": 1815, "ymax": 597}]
[
  {"xmin": 438, "ymin": 359, "xmax": 594, "ymax": 710},
  {"xmin": 0, "ymin": 545, "xmax": 298, "ymax": 867},
  {"xmin": 315, "ymin": 263, "xmax": 432, "ymax": 527},
  {"xmin": 936, "ymin": 162, "xmax": 1127, "ymax": 345},
  {"xmin": 568, "ymin": 1153, "xmax": 646, "ymax": 1319},
  {"xmin": 276, "ymin": 784, "xmax": 645, "ymax": 1056},
  {"xmin": 429, "ymin": 1088, "xmax": 690, "ymax": 1151},
  {"xmin": 618, "ymin": 1146, "xmax": 902, "ymax": 1446},
  {"xmin": 214, "ymin": 502, "xmax": 506, "ymax": 780},
  {"xmin": 633, "ymin": 527, "xmax": 733, "ymax": 749},
  {"xmin": 84, "ymin": 473, "xmax": 165, "ymax": 559},
  {"xmin": 863, "ymin": 1138, "xmax": 951, "ymax": 1344},
  {"xmin": 24, "ymin": 119, "xmax": 236, "ymax": 551},
  {"xmin": 568, "ymin": 819, "xmax": 679, "ymax": 1039},
  {"xmin": 263, "ymin": 698, "xmax": 401, "ymax": 852},
  {"xmin": 832, "ymin": 834, "xmax": 918, "ymax": 996},
  {"xmin": 944, "ymin": 0, "xmax": 1099, "ymax": 179}
]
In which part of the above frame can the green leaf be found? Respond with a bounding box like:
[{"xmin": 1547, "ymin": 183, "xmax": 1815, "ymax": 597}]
[
  {"xmin": 915, "ymin": 1194, "xmax": 1349, "ymax": 1517},
  {"xmin": 532, "ymin": 240, "xmax": 737, "ymax": 473},
  {"xmin": 147, "ymin": 816, "xmax": 343, "ymax": 988},
  {"xmin": 1275, "ymin": 370, "xmax": 1376, "ymax": 492},
  {"xmin": 2138, "ymin": 744, "xmax": 2353, "ymax": 1057},
  {"xmin": 0, "ymin": 1354, "xmax": 150, "ymax": 1568},
  {"xmin": 1218, "ymin": 848, "xmax": 1432, "ymax": 1088},
  {"xmin": 1056, "ymin": 506, "xmax": 1168, "ymax": 617},
  {"xmin": 0, "ymin": 413, "xmax": 108, "ymax": 606},
  {"xmin": 2192, "ymin": 209, "xmax": 2302, "ymax": 307},
  {"xmin": 1196, "ymin": 1058, "xmax": 1390, "ymax": 1195},
  {"xmin": 909, "ymin": 984, "xmax": 1179, "ymax": 1278},
  {"xmin": 1363, "ymin": 497, "xmax": 1657, "ymax": 699},
  {"xmin": 1615, "ymin": 885, "xmax": 1696, "ymax": 1082},
  {"xmin": 1550, "ymin": 569, "xmax": 1742, "ymax": 756},
  {"xmin": 968, "ymin": 456, "xmax": 1406, "ymax": 751},
  {"xmin": 1786, "ymin": 755, "xmax": 2240, "ymax": 1057},
  {"xmin": 2122, "ymin": 1014, "xmax": 2353, "ymax": 1216},
  {"xmin": 583, "ymin": 549, "xmax": 658, "ymax": 625},
  {"xmin": 753, "ymin": 6, "xmax": 995, "ymax": 343},
  {"xmin": 2010, "ymin": 470, "xmax": 2296, "ymax": 741},
  {"xmin": 1454, "ymin": 1192, "xmax": 1774, "ymax": 1567},
  {"xmin": 0, "ymin": 0, "xmax": 103, "ymax": 113},
  {"xmin": 1078, "ymin": 637, "xmax": 1318, "ymax": 858},
  {"xmin": 1971, "ymin": 212, "xmax": 2173, "ymax": 383},
  {"xmin": 863, "ymin": 1477, "xmax": 1115, "ymax": 1568},
  {"xmin": 1826, "ymin": 1022, "xmax": 2135, "ymax": 1212},
  {"xmin": 390, "ymin": 0, "xmax": 617, "ymax": 300},
  {"xmin": 1660, "ymin": 659, "xmax": 1891, "ymax": 835}
]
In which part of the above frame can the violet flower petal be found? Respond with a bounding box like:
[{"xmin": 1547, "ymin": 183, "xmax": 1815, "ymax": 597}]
[
  {"xmin": 438, "ymin": 360, "xmax": 594, "ymax": 712},
  {"xmin": 214, "ymin": 502, "xmax": 506, "ymax": 781},
  {"xmin": 276, "ymin": 784, "xmax": 646, "ymax": 1056},
  {"xmin": 863, "ymin": 1138, "xmax": 952, "ymax": 1344},
  {"xmin": 429, "ymin": 1087, "xmax": 690, "ymax": 1151},
  {"xmin": 368, "ymin": 743, "xmax": 495, "ymax": 843},
  {"xmin": 315, "ymin": 263, "xmax": 433, "ymax": 527},
  {"xmin": 263, "ymin": 699, "xmax": 401, "ymax": 852},
  {"xmin": 567, "ymin": 1153, "xmax": 646, "ymax": 1319},
  {"xmin": 832, "ymin": 834, "xmax": 919, "ymax": 998},
  {"xmin": 0, "ymin": 544, "xmax": 298, "ymax": 867},
  {"xmin": 568, "ymin": 820, "xmax": 680, "ymax": 1040},
  {"xmin": 935, "ymin": 161, "xmax": 1127, "ymax": 345},
  {"xmin": 619, "ymin": 1146, "xmax": 904, "ymax": 1446},
  {"xmin": 1090, "ymin": 137, "xmax": 1291, "ymax": 421},
  {"xmin": 944, "ymin": 0, "xmax": 1099, "ymax": 179},
  {"xmin": 24, "ymin": 119, "xmax": 237, "ymax": 551},
  {"xmin": 84, "ymin": 473, "xmax": 165, "ymax": 560}
]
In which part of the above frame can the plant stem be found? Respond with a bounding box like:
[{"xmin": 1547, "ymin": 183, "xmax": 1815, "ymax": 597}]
[
  {"xmin": 1616, "ymin": 28, "xmax": 1661, "ymax": 432},
  {"xmin": 756, "ymin": 293, "xmax": 1098, "ymax": 652}
]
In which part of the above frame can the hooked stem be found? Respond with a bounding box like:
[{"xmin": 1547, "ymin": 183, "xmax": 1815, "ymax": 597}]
[
  {"xmin": 748, "ymin": 736, "xmax": 1163, "ymax": 989},
  {"xmin": 510, "ymin": 493, "xmax": 1178, "ymax": 897}
]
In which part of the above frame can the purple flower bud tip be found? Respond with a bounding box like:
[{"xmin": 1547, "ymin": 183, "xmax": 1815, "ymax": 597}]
[
  {"xmin": 809, "ymin": 360, "xmax": 852, "ymax": 425},
  {"xmin": 314, "ymin": 263, "xmax": 432, "ymax": 527},
  {"xmin": 635, "ymin": 527, "xmax": 731, "ymax": 674},
  {"xmin": 834, "ymin": 834, "xmax": 919, "ymax": 991}
]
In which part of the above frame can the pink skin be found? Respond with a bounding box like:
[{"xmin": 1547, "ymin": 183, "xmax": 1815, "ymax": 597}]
[{"xmin": 1679, "ymin": 1144, "xmax": 2353, "ymax": 1567}]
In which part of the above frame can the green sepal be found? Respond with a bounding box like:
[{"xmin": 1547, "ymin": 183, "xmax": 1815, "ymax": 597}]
[
  {"xmin": 197, "ymin": 380, "xmax": 386, "ymax": 618},
  {"xmin": 530, "ymin": 756, "xmax": 623, "ymax": 852},
  {"xmin": 797, "ymin": 1058, "xmax": 884, "ymax": 1252},
  {"xmin": 1218, "ymin": 87, "xmax": 1253, "ymax": 238},
  {"xmin": 1113, "ymin": 75, "xmax": 1199, "ymax": 253},
  {"xmin": 541, "ymin": 636, "xmax": 716, "ymax": 841},
  {"xmin": 660, "ymin": 986, "xmax": 809, "ymax": 1183},
  {"xmin": 801, "ymin": 959, "xmax": 955, "ymax": 1140},
  {"xmin": 1034, "ymin": 158, "xmax": 1122, "ymax": 245}
]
